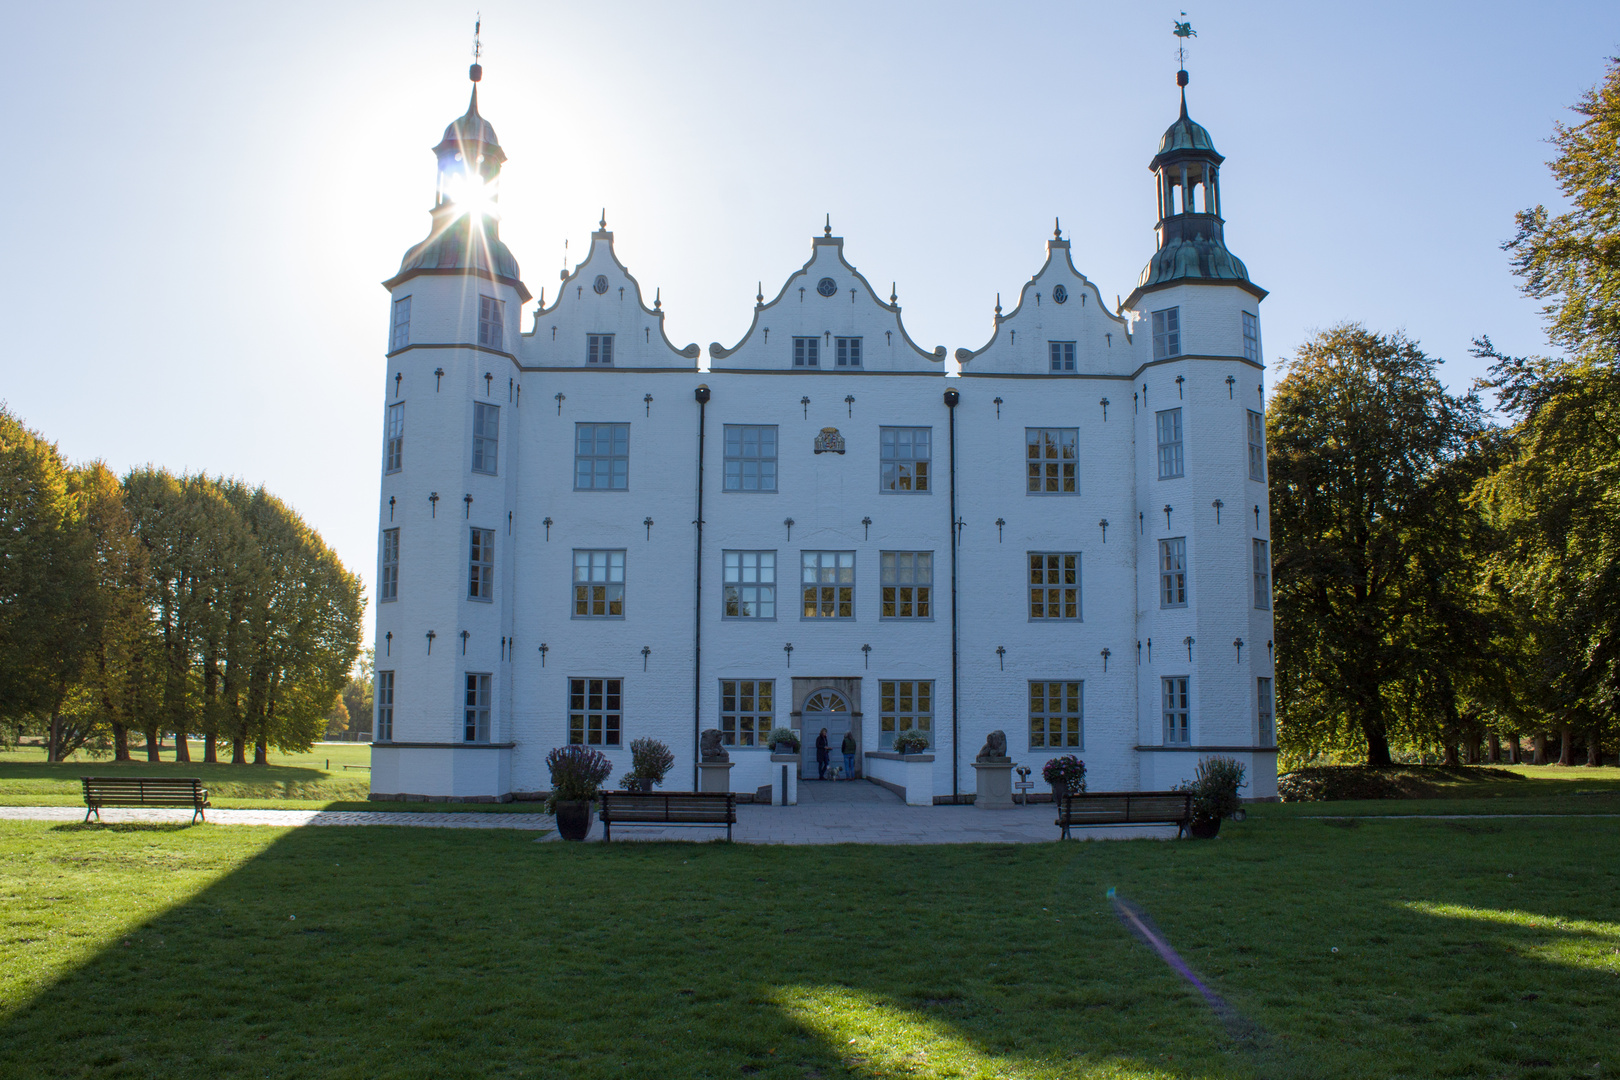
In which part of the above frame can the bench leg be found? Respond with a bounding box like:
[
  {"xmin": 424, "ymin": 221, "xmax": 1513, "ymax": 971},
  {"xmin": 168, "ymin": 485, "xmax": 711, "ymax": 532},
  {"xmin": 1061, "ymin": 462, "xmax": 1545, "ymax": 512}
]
[
  {"xmin": 193, "ymin": 807, "xmax": 205, "ymax": 824},
  {"xmin": 602, "ymin": 821, "xmax": 610, "ymax": 842},
  {"xmin": 84, "ymin": 805, "xmax": 97, "ymax": 824}
]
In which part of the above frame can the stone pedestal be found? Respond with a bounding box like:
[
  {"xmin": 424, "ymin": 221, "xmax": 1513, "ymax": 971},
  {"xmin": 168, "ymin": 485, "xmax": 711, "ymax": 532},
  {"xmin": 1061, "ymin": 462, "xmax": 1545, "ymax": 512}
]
[
  {"xmin": 769, "ymin": 754, "xmax": 799, "ymax": 805},
  {"xmin": 972, "ymin": 761, "xmax": 1015, "ymax": 809},
  {"xmin": 698, "ymin": 761, "xmax": 735, "ymax": 794}
]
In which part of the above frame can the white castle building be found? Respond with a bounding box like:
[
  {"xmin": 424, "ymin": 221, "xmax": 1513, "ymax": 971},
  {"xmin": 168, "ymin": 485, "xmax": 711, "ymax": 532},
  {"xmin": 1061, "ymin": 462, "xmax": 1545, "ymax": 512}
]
[{"xmin": 370, "ymin": 58, "xmax": 1277, "ymax": 805}]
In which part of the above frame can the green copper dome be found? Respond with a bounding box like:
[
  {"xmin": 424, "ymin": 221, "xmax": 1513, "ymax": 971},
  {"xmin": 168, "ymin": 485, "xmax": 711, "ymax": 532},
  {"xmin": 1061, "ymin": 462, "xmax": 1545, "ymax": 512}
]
[
  {"xmin": 1136, "ymin": 235, "xmax": 1254, "ymax": 290},
  {"xmin": 1158, "ymin": 111, "xmax": 1216, "ymax": 156}
]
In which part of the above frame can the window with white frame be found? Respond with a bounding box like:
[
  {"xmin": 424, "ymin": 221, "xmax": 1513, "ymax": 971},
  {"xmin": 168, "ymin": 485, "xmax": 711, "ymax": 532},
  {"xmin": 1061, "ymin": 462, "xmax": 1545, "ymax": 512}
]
[
  {"xmin": 880, "ymin": 427, "xmax": 930, "ymax": 492},
  {"xmin": 380, "ymin": 529, "xmax": 399, "ymax": 602},
  {"xmin": 587, "ymin": 333, "xmax": 614, "ymax": 365},
  {"xmin": 1253, "ymin": 538, "xmax": 1271, "ymax": 609},
  {"xmin": 1025, "ymin": 428, "xmax": 1078, "ymax": 493},
  {"xmin": 1049, "ymin": 341, "xmax": 1076, "ymax": 372},
  {"xmin": 1152, "ymin": 307, "xmax": 1181, "ymax": 359},
  {"xmin": 573, "ymin": 550, "xmax": 625, "ymax": 618},
  {"xmin": 1028, "ymin": 552, "xmax": 1081, "ymax": 620},
  {"xmin": 464, "ymin": 673, "xmax": 491, "ymax": 742},
  {"xmin": 1029, "ymin": 680, "xmax": 1083, "ymax": 749},
  {"xmin": 472, "ymin": 403, "xmax": 499, "ymax": 474},
  {"xmin": 720, "ymin": 679, "xmax": 774, "ymax": 746},
  {"xmin": 391, "ymin": 296, "xmax": 411, "ymax": 351},
  {"xmin": 835, "ymin": 336, "xmax": 862, "ymax": 367},
  {"xmin": 801, "ymin": 551, "xmax": 855, "ymax": 618},
  {"xmin": 569, "ymin": 677, "xmax": 621, "ymax": 746},
  {"xmin": 723, "ymin": 425, "xmax": 777, "ymax": 492},
  {"xmin": 478, "ymin": 295, "xmax": 504, "ymax": 349},
  {"xmin": 1160, "ymin": 538, "xmax": 1188, "ymax": 607},
  {"xmin": 881, "ymin": 551, "xmax": 932, "ymax": 619},
  {"xmin": 375, "ymin": 670, "xmax": 394, "ymax": 740},
  {"xmin": 1242, "ymin": 311, "xmax": 1260, "ymax": 362},
  {"xmin": 879, "ymin": 680, "xmax": 932, "ymax": 749},
  {"xmin": 793, "ymin": 336, "xmax": 819, "ymax": 367},
  {"xmin": 385, "ymin": 403, "xmax": 404, "ymax": 473},
  {"xmin": 1247, "ymin": 410, "xmax": 1266, "ymax": 481},
  {"xmin": 469, "ymin": 528, "xmax": 494, "ymax": 601},
  {"xmin": 723, "ymin": 550, "xmax": 776, "ymax": 618},
  {"xmin": 1257, "ymin": 677, "xmax": 1275, "ymax": 747},
  {"xmin": 1156, "ymin": 408, "xmax": 1184, "ymax": 479},
  {"xmin": 574, "ymin": 423, "xmax": 629, "ymax": 490},
  {"xmin": 1163, "ymin": 676, "xmax": 1190, "ymax": 745}
]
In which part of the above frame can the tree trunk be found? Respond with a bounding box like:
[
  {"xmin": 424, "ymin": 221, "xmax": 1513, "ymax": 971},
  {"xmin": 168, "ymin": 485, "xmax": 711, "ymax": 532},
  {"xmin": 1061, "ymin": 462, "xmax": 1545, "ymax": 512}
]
[
  {"xmin": 1488, "ymin": 733, "xmax": 1501, "ymax": 764},
  {"xmin": 203, "ymin": 733, "xmax": 217, "ymax": 764},
  {"xmin": 112, "ymin": 723, "xmax": 130, "ymax": 762},
  {"xmin": 1589, "ymin": 725, "xmax": 1603, "ymax": 767},
  {"xmin": 1442, "ymin": 742, "xmax": 1460, "ymax": 766},
  {"xmin": 1508, "ymin": 734, "xmax": 1522, "ymax": 764},
  {"xmin": 253, "ymin": 734, "xmax": 269, "ymax": 765},
  {"xmin": 231, "ymin": 734, "xmax": 246, "ymax": 765},
  {"xmin": 48, "ymin": 709, "xmax": 62, "ymax": 763},
  {"xmin": 173, "ymin": 722, "xmax": 190, "ymax": 762},
  {"xmin": 145, "ymin": 728, "xmax": 162, "ymax": 763},
  {"xmin": 1361, "ymin": 709, "xmax": 1394, "ymax": 766},
  {"xmin": 1466, "ymin": 735, "xmax": 1481, "ymax": 765},
  {"xmin": 1558, "ymin": 725, "xmax": 1574, "ymax": 766},
  {"xmin": 1531, "ymin": 733, "xmax": 1548, "ymax": 765}
]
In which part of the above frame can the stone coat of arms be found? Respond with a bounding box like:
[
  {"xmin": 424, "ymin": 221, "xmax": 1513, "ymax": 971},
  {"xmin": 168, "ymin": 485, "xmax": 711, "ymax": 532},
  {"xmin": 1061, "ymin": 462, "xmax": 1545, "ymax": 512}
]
[{"xmin": 813, "ymin": 427, "xmax": 846, "ymax": 455}]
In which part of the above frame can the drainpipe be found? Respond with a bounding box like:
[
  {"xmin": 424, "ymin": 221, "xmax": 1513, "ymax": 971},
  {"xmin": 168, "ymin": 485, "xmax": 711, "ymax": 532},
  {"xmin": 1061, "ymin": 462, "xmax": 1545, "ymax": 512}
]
[
  {"xmin": 944, "ymin": 387, "xmax": 960, "ymax": 802},
  {"xmin": 692, "ymin": 384, "xmax": 710, "ymax": 789}
]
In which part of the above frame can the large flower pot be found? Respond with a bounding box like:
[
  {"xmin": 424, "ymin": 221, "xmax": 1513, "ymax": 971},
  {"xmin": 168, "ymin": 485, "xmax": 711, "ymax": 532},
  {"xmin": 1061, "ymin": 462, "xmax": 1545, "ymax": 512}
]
[
  {"xmin": 554, "ymin": 800, "xmax": 592, "ymax": 841},
  {"xmin": 627, "ymin": 777, "xmax": 653, "ymax": 793},
  {"xmin": 1188, "ymin": 817, "xmax": 1221, "ymax": 839}
]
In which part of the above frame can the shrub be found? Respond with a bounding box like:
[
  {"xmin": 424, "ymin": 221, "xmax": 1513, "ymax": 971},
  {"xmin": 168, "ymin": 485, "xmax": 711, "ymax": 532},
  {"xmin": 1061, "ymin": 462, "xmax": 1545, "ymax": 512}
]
[
  {"xmin": 627, "ymin": 737, "xmax": 675, "ymax": 785},
  {"xmin": 1182, "ymin": 756, "xmax": 1246, "ymax": 821},
  {"xmin": 893, "ymin": 730, "xmax": 930, "ymax": 755},
  {"xmin": 1042, "ymin": 755, "xmax": 1087, "ymax": 794},
  {"xmin": 766, "ymin": 727, "xmax": 800, "ymax": 752},
  {"xmin": 545, "ymin": 745, "xmax": 613, "ymax": 813}
]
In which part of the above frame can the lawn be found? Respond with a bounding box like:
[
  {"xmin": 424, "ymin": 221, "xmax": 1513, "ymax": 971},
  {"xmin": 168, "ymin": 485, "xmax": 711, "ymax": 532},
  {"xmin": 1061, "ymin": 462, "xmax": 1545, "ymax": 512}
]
[{"xmin": 1, "ymin": 817, "xmax": 1616, "ymax": 1079}]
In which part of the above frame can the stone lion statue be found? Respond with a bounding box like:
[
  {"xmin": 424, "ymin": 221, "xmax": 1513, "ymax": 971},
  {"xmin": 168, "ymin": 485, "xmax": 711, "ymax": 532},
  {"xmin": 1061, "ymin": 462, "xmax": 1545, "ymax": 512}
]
[
  {"xmin": 700, "ymin": 728, "xmax": 729, "ymax": 763},
  {"xmin": 976, "ymin": 730, "xmax": 1009, "ymax": 762}
]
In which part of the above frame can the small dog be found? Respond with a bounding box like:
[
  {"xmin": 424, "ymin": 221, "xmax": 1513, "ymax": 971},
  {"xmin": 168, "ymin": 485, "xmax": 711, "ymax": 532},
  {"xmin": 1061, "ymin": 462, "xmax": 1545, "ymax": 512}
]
[{"xmin": 824, "ymin": 765, "xmax": 843, "ymax": 781}]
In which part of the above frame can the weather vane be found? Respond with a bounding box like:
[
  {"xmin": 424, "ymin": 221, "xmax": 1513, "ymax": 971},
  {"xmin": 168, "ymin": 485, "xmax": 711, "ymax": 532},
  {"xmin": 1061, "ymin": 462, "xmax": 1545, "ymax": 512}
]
[
  {"xmin": 469, "ymin": 14, "xmax": 484, "ymax": 83},
  {"xmin": 1173, "ymin": 13, "xmax": 1196, "ymax": 69}
]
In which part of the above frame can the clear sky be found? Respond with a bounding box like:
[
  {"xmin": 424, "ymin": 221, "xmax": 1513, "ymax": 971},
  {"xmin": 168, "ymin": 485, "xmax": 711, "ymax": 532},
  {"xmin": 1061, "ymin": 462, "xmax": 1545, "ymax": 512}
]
[{"xmin": 2, "ymin": 1, "xmax": 1616, "ymax": 643}]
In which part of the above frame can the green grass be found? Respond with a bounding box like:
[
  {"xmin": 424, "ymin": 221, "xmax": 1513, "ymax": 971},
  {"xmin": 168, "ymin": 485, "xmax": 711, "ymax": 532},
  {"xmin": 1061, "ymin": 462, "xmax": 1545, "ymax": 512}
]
[
  {"xmin": 2, "ymin": 817, "xmax": 1617, "ymax": 1078},
  {"xmin": 1271, "ymin": 764, "xmax": 1620, "ymax": 818}
]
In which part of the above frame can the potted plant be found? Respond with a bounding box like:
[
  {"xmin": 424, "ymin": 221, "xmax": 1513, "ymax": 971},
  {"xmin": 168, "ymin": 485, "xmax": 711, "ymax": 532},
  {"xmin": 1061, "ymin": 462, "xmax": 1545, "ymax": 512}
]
[
  {"xmin": 545, "ymin": 744, "xmax": 613, "ymax": 841},
  {"xmin": 1042, "ymin": 755, "xmax": 1087, "ymax": 804},
  {"xmin": 1182, "ymin": 756, "xmax": 1247, "ymax": 838},
  {"xmin": 625, "ymin": 737, "xmax": 675, "ymax": 792},
  {"xmin": 766, "ymin": 727, "xmax": 800, "ymax": 754},
  {"xmin": 893, "ymin": 730, "xmax": 930, "ymax": 756}
]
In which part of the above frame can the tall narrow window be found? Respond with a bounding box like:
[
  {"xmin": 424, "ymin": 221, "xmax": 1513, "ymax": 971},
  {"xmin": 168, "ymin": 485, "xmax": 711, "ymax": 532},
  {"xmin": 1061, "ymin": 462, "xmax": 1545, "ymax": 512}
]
[
  {"xmin": 720, "ymin": 680, "xmax": 774, "ymax": 746},
  {"xmin": 835, "ymin": 336, "xmax": 862, "ymax": 367},
  {"xmin": 1156, "ymin": 408, "xmax": 1184, "ymax": 479},
  {"xmin": 464, "ymin": 673, "xmax": 491, "ymax": 742},
  {"xmin": 880, "ymin": 551, "xmax": 932, "ymax": 619},
  {"xmin": 374, "ymin": 670, "xmax": 394, "ymax": 741},
  {"xmin": 793, "ymin": 337, "xmax": 820, "ymax": 367},
  {"xmin": 1247, "ymin": 410, "xmax": 1266, "ymax": 481},
  {"xmin": 573, "ymin": 550, "xmax": 625, "ymax": 618},
  {"xmin": 1029, "ymin": 680, "xmax": 1082, "ymax": 749},
  {"xmin": 1025, "ymin": 428, "xmax": 1078, "ymax": 494},
  {"xmin": 478, "ymin": 295, "xmax": 504, "ymax": 349},
  {"xmin": 1257, "ymin": 677, "xmax": 1275, "ymax": 747},
  {"xmin": 724, "ymin": 425, "xmax": 778, "ymax": 492},
  {"xmin": 469, "ymin": 528, "xmax": 494, "ymax": 601},
  {"xmin": 1049, "ymin": 341, "xmax": 1076, "ymax": 372},
  {"xmin": 1162, "ymin": 677, "xmax": 1190, "ymax": 744},
  {"xmin": 1028, "ymin": 553, "xmax": 1081, "ymax": 620},
  {"xmin": 568, "ymin": 677, "xmax": 621, "ymax": 746},
  {"xmin": 1159, "ymin": 538, "xmax": 1187, "ymax": 607},
  {"xmin": 879, "ymin": 680, "xmax": 932, "ymax": 749},
  {"xmin": 723, "ymin": 551, "xmax": 776, "ymax": 618},
  {"xmin": 574, "ymin": 423, "xmax": 630, "ymax": 490},
  {"xmin": 1152, "ymin": 307, "xmax": 1181, "ymax": 359},
  {"xmin": 1253, "ymin": 538, "xmax": 1271, "ymax": 610},
  {"xmin": 391, "ymin": 296, "xmax": 411, "ymax": 351},
  {"xmin": 385, "ymin": 403, "xmax": 404, "ymax": 473},
  {"xmin": 1242, "ymin": 311, "xmax": 1260, "ymax": 362},
  {"xmin": 587, "ymin": 333, "xmax": 614, "ymax": 365},
  {"xmin": 801, "ymin": 551, "xmax": 855, "ymax": 618},
  {"xmin": 880, "ymin": 427, "xmax": 930, "ymax": 492},
  {"xmin": 472, "ymin": 403, "xmax": 499, "ymax": 474},
  {"xmin": 380, "ymin": 528, "xmax": 399, "ymax": 602}
]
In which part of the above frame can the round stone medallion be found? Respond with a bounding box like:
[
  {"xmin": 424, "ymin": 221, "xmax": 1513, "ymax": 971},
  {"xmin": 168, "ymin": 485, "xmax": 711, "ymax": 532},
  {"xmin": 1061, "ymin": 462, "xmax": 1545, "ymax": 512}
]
[
  {"xmin": 816, "ymin": 277, "xmax": 837, "ymax": 297},
  {"xmin": 1052, "ymin": 283, "xmax": 1069, "ymax": 305},
  {"xmin": 593, "ymin": 275, "xmax": 609, "ymax": 294}
]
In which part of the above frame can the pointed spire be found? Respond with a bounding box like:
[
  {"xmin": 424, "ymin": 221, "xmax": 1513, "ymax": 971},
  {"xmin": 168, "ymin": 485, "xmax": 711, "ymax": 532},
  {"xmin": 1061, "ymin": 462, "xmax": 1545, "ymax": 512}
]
[
  {"xmin": 995, "ymin": 292, "xmax": 1002, "ymax": 316},
  {"xmin": 890, "ymin": 282, "xmax": 898, "ymax": 304},
  {"xmin": 600, "ymin": 209, "xmax": 607, "ymax": 230},
  {"xmin": 1053, "ymin": 217, "xmax": 1062, "ymax": 240},
  {"xmin": 824, "ymin": 213, "xmax": 832, "ymax": 238},
  {"xmin": 654, "ymin": 287, "xmax": 662, "ymax": 310},
  {"xmin": 756, "ymin": 281, "xmax": 764, "ymax": 303}
]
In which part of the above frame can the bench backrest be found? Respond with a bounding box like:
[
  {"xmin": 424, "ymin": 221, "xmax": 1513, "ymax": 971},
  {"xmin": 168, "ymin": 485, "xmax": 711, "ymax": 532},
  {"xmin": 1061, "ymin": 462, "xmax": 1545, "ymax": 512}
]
[
  {"xmin": 1060, "ymin": 790, "xmax": 1191, "ymax": 822},
  {"xmin": 600, "ymin": 791, "xmax": 735, "ymax": 821},
  {"xmin": 82, "ymin": 777, "xmax": 205, "ymax": 797}
]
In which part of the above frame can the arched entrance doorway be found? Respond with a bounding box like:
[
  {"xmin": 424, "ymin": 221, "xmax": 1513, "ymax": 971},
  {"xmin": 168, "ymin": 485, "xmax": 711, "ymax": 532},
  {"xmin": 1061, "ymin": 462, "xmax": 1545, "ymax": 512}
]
[{"xmin": 801, "ymin": 687, "xmax": 852, "ymax": 780}]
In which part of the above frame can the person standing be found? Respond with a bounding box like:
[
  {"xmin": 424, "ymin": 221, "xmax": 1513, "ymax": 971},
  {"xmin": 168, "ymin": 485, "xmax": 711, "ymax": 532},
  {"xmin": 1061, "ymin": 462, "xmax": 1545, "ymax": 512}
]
[
  {"xmin": 841, "ymin": 730, "xmax": 856, "ymax": 780},
  {"xmin": 815, "ymin": 728, "xmax": 830, "ymax": 780}
]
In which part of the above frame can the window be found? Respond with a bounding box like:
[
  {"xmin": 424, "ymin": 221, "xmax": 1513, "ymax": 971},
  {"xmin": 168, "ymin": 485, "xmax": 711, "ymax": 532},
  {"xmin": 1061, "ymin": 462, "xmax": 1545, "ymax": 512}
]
[
  {"xmin": 724, "ymin": 551, "xmax": 776, "ymax": 618},
  {"xmin": 1159, "ymin": 538, "xmax": 1187, "ymax": 607},
  {"xmin": 835, "ymin": 336, "xmax": 862, "ymax": 367},
  {"xmin": 375, "ymin": 670, "xmax": 394, "ymax": 741},
  {"xmin": 1247, "ymin": 410, "xmax": 1266, "ymax": 481},
  {"xmin": 573, "ymin": 550, "xmax": 625, "ymax": 618},
  {"xmin": 587, "ymin": 333, "xmax": 614, "ymax": 365},
  {"xmin": 1152, "ymin": 306, "xmax": 1180, "ymax": 359},
  {"xmin": 1029, "ymin": 681, "xmax": 1083, "ymax": 749},
  {"xmin": 478, "ymin": 295, "xmax": 504, "ymax": 349},
  {"xmin": 723, "ymin": 425, "xmax": 777, "ymax": 492},
  {"xmin": 1156, "ymin": 408, "xmax": 1183, "ymax": 479},
  {"xmin": 793, "ymin": 337, "xmax": 820, "ymax": 367},
  {"xmin": 1049, "ymin": 341, "xmax": 1076, "ymax": 372},
  {"xmin": 1025, "ymin": 428, "xmax": 1078, "ymax": 493},
  {"xmin": 380, "ymin": 529, "xmax": 399, "ymax": 602},
  {"xmin": 569, "ymin": 678, "xmax": 621, "ymax": 746},
  {"xmin": 1029, "ymin": 552, "xmax": 1081, "ymax": 620},
  {"xmin": 464, "ymin": 673, "xmax": 491, "ymax": 742},
  {"xmin": 879, "ymin": 680, "xmax": 932, "ymax": 749},
  {"xmin": 1242, "ymin": 311, "xmax": 1260, "ymax": 362},
  {"xmin": 1253, "ymin": 539, "xmax": 1271, "ymax": 610},
  {"xmin": 881, "ymin": 551, "xmax": 932, "ymax": 619},
  {"xmin": 385, "ymin": 403, "xmax": 404, "ymax": 473},
  {"xmin": 1257, "ymin": 677, "xmax": 1275, "ymax": 747},
  {"xmin": 574, "ymin": 423, "xmax": 629, "ymax": 490},
  {"xmin": 472, "ymin": 403, "xmax": 499, "ymax": 475},
  {"xmin": 1163, "ymin": 677, "xmax": 1190, "ymax": 744},
  {"xmin": 720, "ymin": 680, "xmax": 774, "ymax": 746},
  {"xmin": 469, "ymin": 528, "xmax": 494, "ymax": 601},
  {"xmin": 391, "ymin": 296, "xmax": 411, "ymax": 351},
  {"xmin": 879, "ymin": 427, "xmax": 930, "ymax": 492},
  {"xmin": 801, "ymin": 551, "xmax": 855, "ymax": 618}
]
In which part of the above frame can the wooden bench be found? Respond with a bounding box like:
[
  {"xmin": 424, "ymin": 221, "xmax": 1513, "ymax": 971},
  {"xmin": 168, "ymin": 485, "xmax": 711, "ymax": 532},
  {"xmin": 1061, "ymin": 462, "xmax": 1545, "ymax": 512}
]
[
  {"xmin": 81, "ymin": 777, "xmax": 210, "ymax": 824},
  {"xmin": 598, "ymin": 791, "xmax": 736, "ymax": 841},
  {"xmin": 1055, "ymin": 790, "xmax": 1192, "ymax": 839}
]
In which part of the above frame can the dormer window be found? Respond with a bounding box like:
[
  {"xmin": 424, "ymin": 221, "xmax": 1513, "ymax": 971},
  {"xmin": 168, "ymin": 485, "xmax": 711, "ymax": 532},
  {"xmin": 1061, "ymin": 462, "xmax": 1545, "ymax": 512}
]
[
  {"xmin": 1049, "ymin": 341, "xmax": 1076, "ymax": 372},
  {"xmin": 835, "ymin": 337, "xmax": 862, "ymax": 367},
  {"xmin": 793, "ymin": 337, "xmax": 820, "ymax": 367},
  {"xmin": 1152, "ymin": 307, "xmax": 1180, "ymax": 360},
  {"xmin": 587, "ymin": 334, "xmax": 614, "ymax": 365},
  {"xmin": 478, "ymin": 295, "xmax": 505, "ymax": 349}
]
